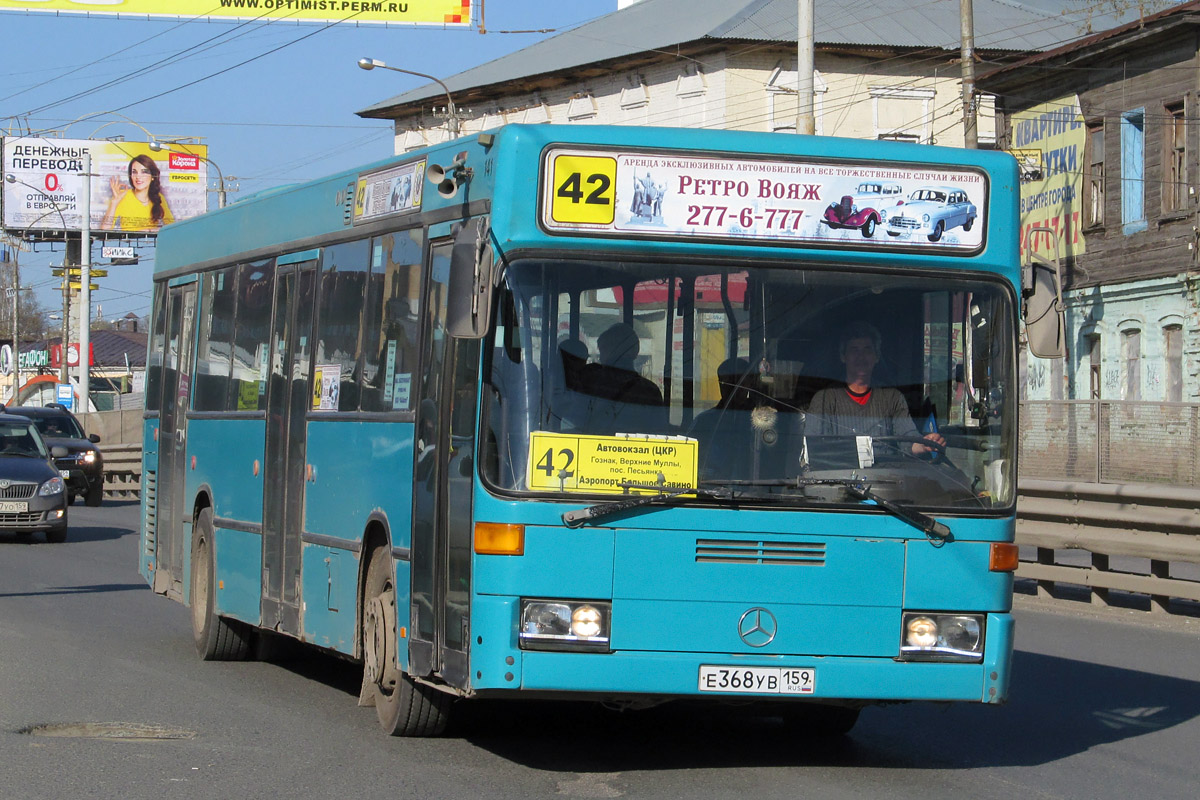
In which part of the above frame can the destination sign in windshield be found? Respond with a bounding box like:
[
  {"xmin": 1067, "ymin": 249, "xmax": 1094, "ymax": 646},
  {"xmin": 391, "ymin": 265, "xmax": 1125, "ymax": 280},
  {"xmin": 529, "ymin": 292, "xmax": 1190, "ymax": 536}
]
[{"xmin": 526, "ymin": 432, "xmax": 698, "ymax": 495}]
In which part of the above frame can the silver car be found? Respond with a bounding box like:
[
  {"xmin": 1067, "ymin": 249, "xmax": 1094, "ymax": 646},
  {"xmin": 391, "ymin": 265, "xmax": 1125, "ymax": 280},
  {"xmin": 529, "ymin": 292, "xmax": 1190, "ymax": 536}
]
[{"xmin": 886, "ymin": 186, "xmax": 977, "ymax": 242}]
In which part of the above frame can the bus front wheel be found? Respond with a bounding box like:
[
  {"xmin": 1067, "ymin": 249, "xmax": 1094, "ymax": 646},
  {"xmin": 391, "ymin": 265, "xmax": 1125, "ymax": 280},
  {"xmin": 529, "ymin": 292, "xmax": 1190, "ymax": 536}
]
[
  {"xmin": 191, "ymin": 508, "xmax": 253, "ymax": 661},
  {"xmin": 361, "ymin": 546, "xmax": 450, "ymax": 736}
]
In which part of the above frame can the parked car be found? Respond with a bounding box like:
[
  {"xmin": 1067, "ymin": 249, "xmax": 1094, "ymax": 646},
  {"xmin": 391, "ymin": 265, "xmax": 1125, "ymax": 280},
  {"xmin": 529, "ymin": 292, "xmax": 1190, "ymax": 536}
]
[
  {"xmin": 885, "ymin": 186, "xmax": 977, "ymax": 242},
  {"xmin": 6, "ymin": 404, "xmax": 104, "ymax": 507},
  {"xmin": 0, "ymin": 410, "xmax": 68, "ymax": 542},
  {"xmin": 820, "ymin": 182, "xmax": 903, "ymax": 238}
]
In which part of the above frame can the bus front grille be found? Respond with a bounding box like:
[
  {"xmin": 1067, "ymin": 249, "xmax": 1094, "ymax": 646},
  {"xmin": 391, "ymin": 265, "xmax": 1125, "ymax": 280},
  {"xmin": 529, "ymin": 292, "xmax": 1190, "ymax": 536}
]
[{"xmin": 695, "ymin": 538, "xmax": 826, "ymax": 566}]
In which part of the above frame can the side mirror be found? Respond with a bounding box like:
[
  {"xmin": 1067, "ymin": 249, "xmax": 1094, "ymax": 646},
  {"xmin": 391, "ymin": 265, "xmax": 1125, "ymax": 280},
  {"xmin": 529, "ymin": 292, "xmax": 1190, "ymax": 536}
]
[
  {"xmin": 1022, "ymin": 226, "xmax": 1067, "ymax": 359},
  {"xmin": 88, "ymin": 433, "xmax": 101, "ymax": 444},
  {"xmin": 50, "ymin": 446, "xmax": 68, "ymax": 458},
  {"xmin": 446, "ymin": 217, "xmax": 495, "ymax": 339}
]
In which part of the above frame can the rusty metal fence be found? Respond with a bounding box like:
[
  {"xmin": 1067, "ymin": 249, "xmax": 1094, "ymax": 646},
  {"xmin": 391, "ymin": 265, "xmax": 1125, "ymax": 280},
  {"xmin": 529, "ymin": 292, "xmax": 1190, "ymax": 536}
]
[{"xmin": 1020, "ymin": 400, "xmax": 1200, "ymax": 486}]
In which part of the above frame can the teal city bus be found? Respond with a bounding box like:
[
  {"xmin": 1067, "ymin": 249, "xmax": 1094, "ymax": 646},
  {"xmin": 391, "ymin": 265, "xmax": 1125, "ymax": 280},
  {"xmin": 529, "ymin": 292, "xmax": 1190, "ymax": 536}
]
[{"xmin": 140, "ymin": 124, "xmax": 1055, "ymax": 737}]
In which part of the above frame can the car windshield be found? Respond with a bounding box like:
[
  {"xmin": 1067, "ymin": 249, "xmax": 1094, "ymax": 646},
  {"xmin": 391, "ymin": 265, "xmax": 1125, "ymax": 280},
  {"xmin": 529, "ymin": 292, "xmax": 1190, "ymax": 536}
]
[
  {"xmin": 0, "ymin": 422, "xmax": 49, "ymax": 458},
  {"xmin": 480, "ymin": 257, "xmax": 1016, "ymax": 513},
  {"xmin": 29, "ymin": 414, "xmax": 83, "ymax": 439},
  {"xmin": 911, "ymin": 190, "xmax": 947, "ymax": 203},
  {"xmin": 857, "ymin": 183, "xmax": 881, "ymax": 194}
]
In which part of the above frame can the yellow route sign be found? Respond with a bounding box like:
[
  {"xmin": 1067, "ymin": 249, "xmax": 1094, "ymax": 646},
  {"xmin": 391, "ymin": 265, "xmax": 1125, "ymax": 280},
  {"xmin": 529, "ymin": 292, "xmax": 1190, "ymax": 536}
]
[
  {"xmin": 548, "ymin": 154, "xmax": 617, "ymax": 225},
  {"xmin": 527, "ymin": 432, "xmax": 698, "ymax": 495}
]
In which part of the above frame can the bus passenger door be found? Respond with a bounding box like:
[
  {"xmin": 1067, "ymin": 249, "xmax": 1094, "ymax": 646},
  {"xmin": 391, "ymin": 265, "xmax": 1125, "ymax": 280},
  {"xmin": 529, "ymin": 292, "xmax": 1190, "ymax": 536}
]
[
  {"xmin": 154, "ymin": 281, "xmax": 198, "ymax": 599},
  {"xmin": 261, "ymin": 259, "xmax": 317, "ymax": 635},
  {"xmin": 411, "ymin": 238, "xmax": 480, "ymax": 687}
]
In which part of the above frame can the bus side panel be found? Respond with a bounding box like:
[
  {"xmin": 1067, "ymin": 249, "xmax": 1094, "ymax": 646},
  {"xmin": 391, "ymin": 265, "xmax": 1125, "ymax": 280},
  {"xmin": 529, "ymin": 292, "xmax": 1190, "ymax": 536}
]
[
  {"xmin": 300, "ymin": 545, "xmax": 359, "ymax": 653},
  {"xmin": 903, "ymin": 532, "xmax": 1015, "ymax": 612},
  {"xmin": 184, "ymin": 417, "xmax": 267, "ymax": 524},
  {"xmin": 139, "ymin": 416, "xmax": 160, "ymax": 586},
  {"xmin": 184, "ymin": 417, "xmax": 266, "ymax": 619},
  {"xmin": 303, "ymin": 419, "xmax": 417, "ymax": 656},
  {"xmin": 214, "ymin": 526, "xmax": 264, "ymax": 626}
]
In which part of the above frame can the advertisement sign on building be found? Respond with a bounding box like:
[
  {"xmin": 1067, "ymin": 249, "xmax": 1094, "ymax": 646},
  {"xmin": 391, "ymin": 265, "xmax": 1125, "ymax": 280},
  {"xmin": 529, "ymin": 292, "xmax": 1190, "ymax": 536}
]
[
  {"xmin": 1009, "ymin": 96, "xmax": 1087, "ymax": 261},
  {"xmin": 2, "ymin": 138, "xmax": 209, "ymax": 235},
  {"xmin": 0, "ymin": 1, "xmax": 472, "ymax": 25}
]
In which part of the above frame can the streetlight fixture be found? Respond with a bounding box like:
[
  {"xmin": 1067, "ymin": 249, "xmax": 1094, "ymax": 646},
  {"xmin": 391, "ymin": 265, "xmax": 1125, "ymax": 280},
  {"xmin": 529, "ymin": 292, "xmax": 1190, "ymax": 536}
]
[
  {"xmin": 357, "ymin": 57, "xmax": 461, "ymax": 138},
  {"xmin": 148, "ymin": 142, "xmax": 237, "ymax": 209}
]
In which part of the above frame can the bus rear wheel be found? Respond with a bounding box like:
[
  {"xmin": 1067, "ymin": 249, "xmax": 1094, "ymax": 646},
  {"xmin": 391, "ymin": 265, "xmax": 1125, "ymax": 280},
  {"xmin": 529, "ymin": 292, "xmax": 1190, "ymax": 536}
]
[
  {"xmin": 361, "ymin": 546, "xmax": 450, "ymax": 736},
  {"xmin": 191, "ymin": 508, "xmax": 253, "ymax": 661}
]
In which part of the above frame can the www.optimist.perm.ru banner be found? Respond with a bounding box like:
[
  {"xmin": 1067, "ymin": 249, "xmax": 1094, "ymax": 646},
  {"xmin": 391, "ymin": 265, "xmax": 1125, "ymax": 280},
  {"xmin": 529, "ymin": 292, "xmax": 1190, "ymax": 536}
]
[{"xmin": 0, "ymin": 0, "xmax": 472, "ymax": 25}]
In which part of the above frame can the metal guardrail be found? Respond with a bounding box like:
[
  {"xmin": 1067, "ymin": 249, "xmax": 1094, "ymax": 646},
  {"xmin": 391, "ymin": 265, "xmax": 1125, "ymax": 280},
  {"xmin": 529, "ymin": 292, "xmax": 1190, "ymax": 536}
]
[
  {"xmin": 1017, "ymin": 479, "xmax": 1200, "ymax": 614},
  {"xmin": 101, "ymin": 443, "xmax": 142, "ymax": 500}
]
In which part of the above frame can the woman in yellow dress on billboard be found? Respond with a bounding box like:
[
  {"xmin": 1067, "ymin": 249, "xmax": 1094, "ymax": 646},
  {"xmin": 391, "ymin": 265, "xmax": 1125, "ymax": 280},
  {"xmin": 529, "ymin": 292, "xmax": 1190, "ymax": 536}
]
[{"xmin": 101, "ymin": 154, "xmax": 175, "ymax": 232}]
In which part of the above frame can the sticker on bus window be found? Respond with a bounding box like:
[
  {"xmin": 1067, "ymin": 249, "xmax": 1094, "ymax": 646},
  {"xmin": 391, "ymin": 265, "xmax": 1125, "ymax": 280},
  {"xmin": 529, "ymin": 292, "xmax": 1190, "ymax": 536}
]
[
  {"xmin": 313, "ymin": 365, "xmax": 340, "ymax": 410},
  {"xmin": 526, "ymin": 432, "xmax": 699, "ymax": 495},
  {"xmin": 383, "ymin": 341, "xmax": 398, "ymax": 404},
  {"xmin": 393, "ymin": 373, "xmax": 411, "ymax": 410}
]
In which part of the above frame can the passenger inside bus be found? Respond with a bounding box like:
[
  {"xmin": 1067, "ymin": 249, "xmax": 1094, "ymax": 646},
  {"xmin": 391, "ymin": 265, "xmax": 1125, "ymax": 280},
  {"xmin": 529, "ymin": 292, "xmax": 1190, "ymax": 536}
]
[
  {"xmin": 806, "ymin": 320, "xmax": 945, "ymax": 456},
  {"xmin": 547, "ymin": 337, "xmax": 590, "ymax": 431},
  {"xmin": 577, "ymin": 323, "xmax": 663, "ymax": 433},
  {"xmin": 689, "ymin": 357, "xmax": 759, "ymax": 478}
]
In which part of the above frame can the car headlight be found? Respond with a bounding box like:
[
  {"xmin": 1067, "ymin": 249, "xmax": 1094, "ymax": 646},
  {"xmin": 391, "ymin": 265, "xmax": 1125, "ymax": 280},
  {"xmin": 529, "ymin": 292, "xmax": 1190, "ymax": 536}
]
[
  {"xmin": 519, "ymin": 599, "xmax": 611, "ymax": 652},
  {"xmin": 39, "ymin": 477, "xmax": 65, "ymax": 496},
  {"xmin": 81, "ymin": 450, "xmax": 97, "ymax": 464},
  {"xmin": 900, "ymin": 613, "xmax": 984, "ymax": 661},
  {"xmin": 922, "ymin": 213, "xmax": 930, "ymax": 223}
]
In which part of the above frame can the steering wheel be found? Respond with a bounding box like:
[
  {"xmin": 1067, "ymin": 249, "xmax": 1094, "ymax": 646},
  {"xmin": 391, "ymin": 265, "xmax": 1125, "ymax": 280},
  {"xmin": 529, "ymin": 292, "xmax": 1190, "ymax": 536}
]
[{"xmin": 871, "ymin": 433, "xmax": 946, "ymax": 456}]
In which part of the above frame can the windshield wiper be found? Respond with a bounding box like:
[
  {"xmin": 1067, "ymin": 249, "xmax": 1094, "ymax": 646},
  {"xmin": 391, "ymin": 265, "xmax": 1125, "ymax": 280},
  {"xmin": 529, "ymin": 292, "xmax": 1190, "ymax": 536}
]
[
  {"xmin": 562, "ymin": 481, "xmax": 732, "ymax": 528},
  {"xmin": 697, "ymin": 476, "xmax": 951, "ymax": 542}
]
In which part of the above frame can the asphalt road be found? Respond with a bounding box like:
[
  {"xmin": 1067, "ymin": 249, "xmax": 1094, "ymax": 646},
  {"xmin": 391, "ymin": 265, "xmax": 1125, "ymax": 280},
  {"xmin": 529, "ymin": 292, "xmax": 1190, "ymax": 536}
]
[{"xmin": 1, "ymin": 501, "xmax": 1198, "ymax": 800}]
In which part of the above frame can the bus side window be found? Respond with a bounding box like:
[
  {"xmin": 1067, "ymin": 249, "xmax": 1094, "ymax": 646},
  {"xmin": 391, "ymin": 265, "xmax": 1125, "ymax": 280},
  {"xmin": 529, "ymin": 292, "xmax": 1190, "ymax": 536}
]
[
  {"xmin": 315, "ymin": 239, "xmax": 371, "ymax": 411},
  {"xmin": 231, "ymin": 260, "xmax": 274, "ymax": 411},
  {"xmin": 145, "ymin": 285, "xmax": 168, "ymax": 412},
  {"xmin": 361, "ymin": 230, "xmax": 423, "ymax": 412},
  {"xmin": 194, "ymin": 266, "xmax": 237, "ymax": 411}
]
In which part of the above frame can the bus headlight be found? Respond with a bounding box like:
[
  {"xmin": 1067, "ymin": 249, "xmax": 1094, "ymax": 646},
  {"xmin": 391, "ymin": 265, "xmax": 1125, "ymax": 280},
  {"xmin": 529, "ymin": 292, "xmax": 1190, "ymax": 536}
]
[
  {"xmin": 900, "ymin": 613, "xmax": 984, "ymax": 661},
  {"xmin": 519, "ymin": 599, "xmax": 611, "ymax": 652}
]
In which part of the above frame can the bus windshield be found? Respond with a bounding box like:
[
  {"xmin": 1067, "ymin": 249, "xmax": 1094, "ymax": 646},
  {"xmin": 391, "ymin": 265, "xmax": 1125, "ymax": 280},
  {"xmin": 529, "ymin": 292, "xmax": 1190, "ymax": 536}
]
[{"xmin": 481, "ymin": 257, "xmax": 1015, "ymax": 513}]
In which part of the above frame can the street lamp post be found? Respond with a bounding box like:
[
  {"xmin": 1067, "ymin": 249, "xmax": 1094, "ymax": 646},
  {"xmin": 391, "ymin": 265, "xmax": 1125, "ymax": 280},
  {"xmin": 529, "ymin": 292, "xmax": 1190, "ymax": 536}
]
[
  {"xmin": 357, "ymin": 58, "xmax": 461, "ymax": 138},
  {"xmin": 3, "ymin": 173, "xmax": 72, "ymax": 385}
]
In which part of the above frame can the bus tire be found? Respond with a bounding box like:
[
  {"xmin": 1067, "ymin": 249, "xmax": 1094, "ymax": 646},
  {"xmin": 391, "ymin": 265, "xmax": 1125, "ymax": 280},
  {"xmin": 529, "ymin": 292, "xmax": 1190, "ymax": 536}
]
[
  {"xmin": 781, "ymin": 703, "xmax": 860, "ymax": 737},
  {"xmin": 362, "ymin": 546, "xmax": 450, "ymax": 736},
  {"xmin": 191, "ymin": 508, "xmax": 253, "ymax": 661}
]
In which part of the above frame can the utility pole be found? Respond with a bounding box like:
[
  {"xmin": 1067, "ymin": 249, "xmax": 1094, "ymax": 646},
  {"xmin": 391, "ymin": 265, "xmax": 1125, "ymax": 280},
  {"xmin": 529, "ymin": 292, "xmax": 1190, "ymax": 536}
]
[
  {"xmin": 79, "ymin": 150, "xmax": 92, "ymax": 411},
  {"xmin": 796, "ymin": 0, "xmax": 815, "ymax": 135},
  {"xmin": 61, "ymin": 243, "xmax": 73, "ymax": 385},
  {"xmin": 9, "ymin": 252, "xmax": 18, "ymax": 402},
  {"xmin": 960, "ymin": 0, "xmax": 978, "ymax": 148}
]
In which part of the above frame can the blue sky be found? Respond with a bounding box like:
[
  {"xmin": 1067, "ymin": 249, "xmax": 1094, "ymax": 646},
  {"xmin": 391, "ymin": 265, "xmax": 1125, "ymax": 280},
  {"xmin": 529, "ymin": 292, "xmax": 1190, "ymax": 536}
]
[{"xmin": 0, "ymin": 2, "xmax": 617, "ymax": 325}]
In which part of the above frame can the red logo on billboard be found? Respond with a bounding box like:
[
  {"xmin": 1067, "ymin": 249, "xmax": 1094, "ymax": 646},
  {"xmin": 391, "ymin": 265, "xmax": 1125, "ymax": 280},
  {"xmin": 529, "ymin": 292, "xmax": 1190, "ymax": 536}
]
[
  {"xmin": 49, "ymin": 343, "xmax": 95, "ymax": 368},
  {"xmin": 169, "ymin": 153, "xmax": 200, "ymax": 170}
]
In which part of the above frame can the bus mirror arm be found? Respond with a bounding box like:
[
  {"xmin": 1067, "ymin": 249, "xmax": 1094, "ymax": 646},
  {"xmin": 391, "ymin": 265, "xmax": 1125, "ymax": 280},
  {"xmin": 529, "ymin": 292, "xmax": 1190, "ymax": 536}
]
[{"xmin": 447, "ymin": 217, "xmax": 496, "ymax": 339}]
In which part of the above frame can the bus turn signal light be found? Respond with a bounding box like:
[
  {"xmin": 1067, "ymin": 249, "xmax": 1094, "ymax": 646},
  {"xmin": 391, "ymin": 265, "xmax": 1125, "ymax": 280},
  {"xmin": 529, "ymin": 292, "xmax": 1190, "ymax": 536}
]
[
  {"xmin": 989, "ymin": 543, "xmax": 1019, "ymax": 572},
  {"xmin": 475, "ymin": 522, "xmax": 524, "ymax": 555}
]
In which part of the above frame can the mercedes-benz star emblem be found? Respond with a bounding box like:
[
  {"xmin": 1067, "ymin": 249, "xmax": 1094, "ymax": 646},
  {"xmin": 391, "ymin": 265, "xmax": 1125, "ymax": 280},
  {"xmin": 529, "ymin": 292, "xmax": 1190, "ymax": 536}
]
[{"xmin": 738, "ymin": 607, "xmax": 778, "ymax": 647}]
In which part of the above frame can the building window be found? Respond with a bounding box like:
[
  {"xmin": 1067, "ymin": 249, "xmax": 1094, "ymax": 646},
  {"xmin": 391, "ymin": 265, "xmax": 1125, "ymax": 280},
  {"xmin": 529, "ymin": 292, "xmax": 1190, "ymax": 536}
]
[
  {"xmin": 1165, "ymin": 102, "xmax": 1187, "ymax": 212},
  {"xmin": 1164, "ymin": 324, "xmax": 1183, "ymax": 401},
  {"xmin": 1121, "ymin": 109, "xmax": 1146, "ymax": 234},
  {"xmin": 869, "ymin": 86, "xmax": 936, "ymax": 144},
  {"xmin": 1087, "ymin": 334, "xmax": 1102, "ymax": 399},
  {"xmin": 1121, "ymin": 328, "xmax": 1141, "ymax": 400},
  {"xmin": 1087, "ymin": 122, "xmax": 1105, "ymax": 226}
]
